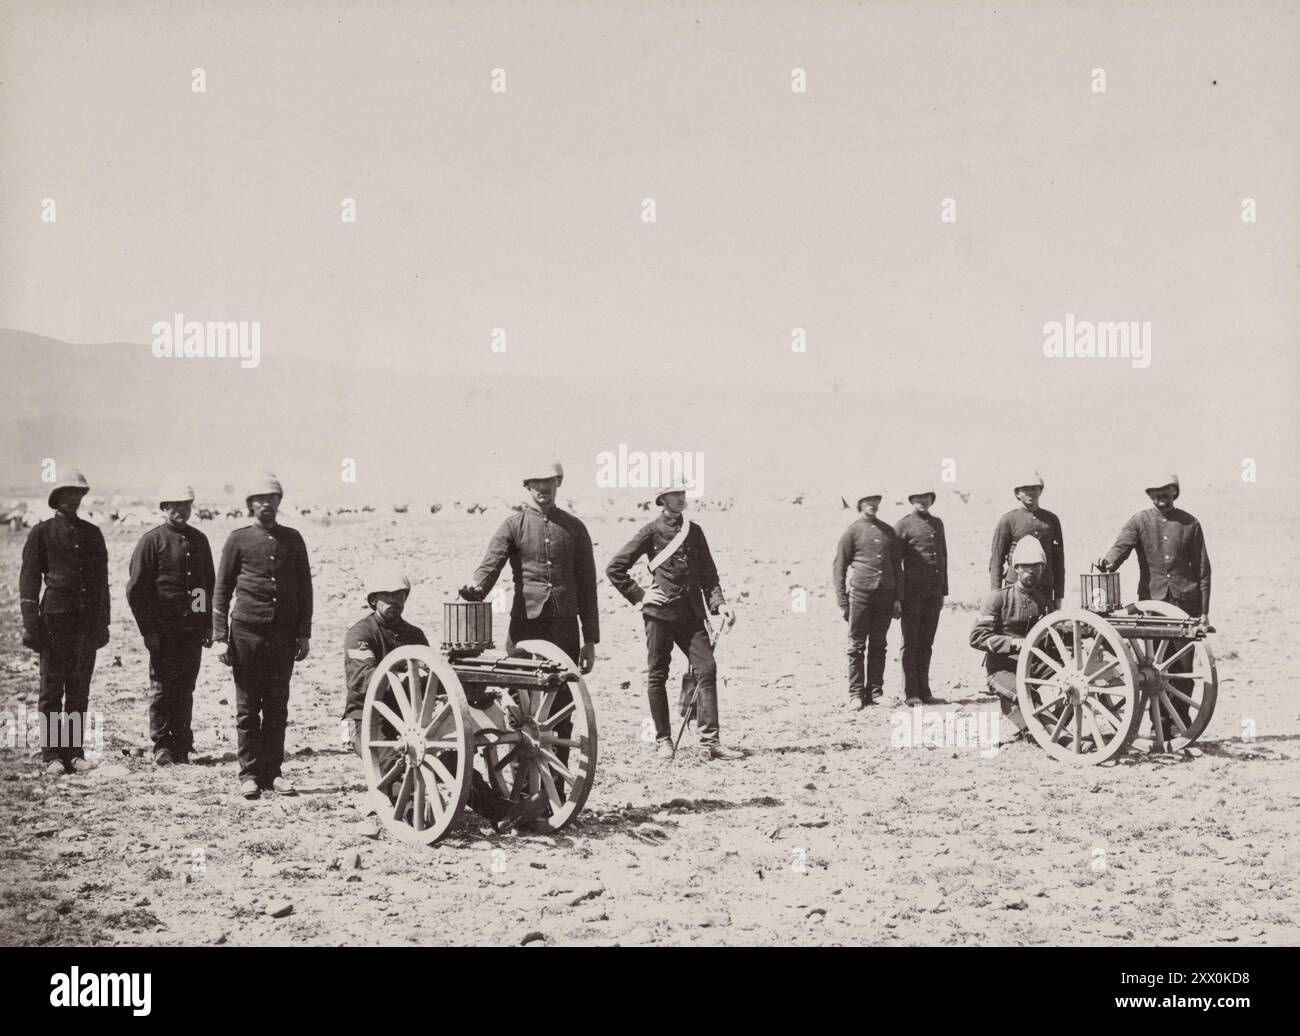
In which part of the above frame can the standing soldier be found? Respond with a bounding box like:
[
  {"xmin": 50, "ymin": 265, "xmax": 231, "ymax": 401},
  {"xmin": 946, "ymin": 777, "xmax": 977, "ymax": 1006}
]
[
  {"xmin": 126, "ymin": 476, "xmax": 215, "ymax": 766},
  {"xmin": 895, "ymin": 485, "xmax": 948, "ymax": 705},
  {"xmin": 458, "ymin": 455, "xmax": 598, "ymax": 786},
  {"xmin": 19, "ymin": 468, "xmax": 110, "ymax": 775},
  {"xmin": 1095, "ymin": 474, "xmax": 1210, "ymax": 622},
  {"xmin": 989, "ymin": 471, "xmax": 1065, "ymax": 611},
  {"xmin": 970, "ymin": 536, "xmax": 1052, "ymax": 737},
  {"xmin": 211, "ymin": 471, "xmax": 312, "ymax": 800},
  {"xmin": 833, "ymin": 490, "xmax": 903, "ymax": 709},
  {"xmin": 606, "ymin": 481, "xmax": 740, "ymax": 761},
  {"xmin": 458, "ymin": 455, "xmax": 598, "ymax": 671}
]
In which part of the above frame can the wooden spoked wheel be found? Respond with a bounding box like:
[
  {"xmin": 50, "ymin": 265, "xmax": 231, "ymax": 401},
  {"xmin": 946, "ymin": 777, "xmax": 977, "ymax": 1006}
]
[
  {"xmin": 1016, "ymin": 609, "xmax": 1143, "ymax": 764},
  {"xmin": 472, "ymin": 639, "xmax": 598, "ymax": 832},
  {"xmin": 360, "ymin": 645, "xmax": 474, "ymax": 845},
  {"xmin": 1128, "ymin": 600, "xmax": 1218, "ymax": 750}
]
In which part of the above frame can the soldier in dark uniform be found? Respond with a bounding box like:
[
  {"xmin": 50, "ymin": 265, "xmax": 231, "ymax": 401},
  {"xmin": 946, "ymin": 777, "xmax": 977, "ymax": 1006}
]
[
  {"xmin": 459, "ymin": 454, "xmax": 598, "ymax": 784},
  {"xmin": 19, "ymin": 468, "xmax": 110, "ymax": 776},
  {"xmin": 126, "ymin": 476, "xmax": 215, "ymax": 766},
  {"xmin": 346, "ymin": 561, "xmax": 515, "ymax": 823},
  {"xmin": 970, "ymin": 536, "xmax": 1052, "ymax": 737},
  {"xmin": 212, "ymin": 471, "xmax": 312, "ymax": 799},
  {"xmin": 833, "ymin": 490, "xmax": 903, "ymax": 709},
  {"xmin": 342, "ymin": 560, "xmax": 428, "ymax": 756},
  {"xmin": 458, "ymin": 455, "xmax": 598, "ymax": 670},
  {"xmin": 606, "ymin": 481, "xmax": 739, "ymax": 761},
  {"xmin": 1096, "ymin": 473, "xmax": 1211, "ymax": 736},
  {"xmin": 895, "ymin": 485, "xmax": 948, "ymax": 705},
  {"xmin": 1096, "ymin": 474, "xmax": 1211, "ymax": 621},
  {"xmin": 989, "ymin": 471, "xmax": 1065, "ymax": 610}
]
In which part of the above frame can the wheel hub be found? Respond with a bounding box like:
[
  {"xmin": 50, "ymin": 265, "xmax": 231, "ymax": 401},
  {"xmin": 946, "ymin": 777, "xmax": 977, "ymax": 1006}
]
[
  {"xmin": 508, "ymin": 708, "xmax": 543, "ymax": 760},
  {"xmin": 401, "ymin": 722, "xmax": 427, "ymax": 766}
]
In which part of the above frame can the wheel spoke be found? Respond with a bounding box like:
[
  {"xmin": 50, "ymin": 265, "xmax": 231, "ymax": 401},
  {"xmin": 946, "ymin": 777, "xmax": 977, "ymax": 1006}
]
[
  {"xmin": 366, "ymin": 739, "xmax": 401, "ymax": 748},
  {"xmin": 1161, "ymin": 683, "xmax": 1200, "ymax": 708},
  {"xmin": 1085, "ymin": 657, "xmax": 1120, "ymax": 684},
  {"xmin": 539, "ymin": 701, "xmax": 577, "ymax": 730},
  {"xmin": 491, "ymin": 746, "xmax": 520, "ymax": 772},
  {"xmin": 1158, "ymin": 689, "xmax": 1190, "ymax": 735},
  {"xmin": 1046, "ymin": 626, "xmax": 1070, "ymax": 667},
  {"xmin": 392, "ymin": 768, "xmax": 414, "ymax": 821},
  {"xmin": 418, "ymin": 761, "xmax": 447, "ymax": 824},
  {"xmin": 530, "ymin": 688, "xmax": 557, "ymax": 724},
  {"xmin": 386, "ymin": 672, "xmax": 415, "ymax": 725},
  {"xmin": 1153, "ymin": 638, "xmax": 1171, "ymax": 665},
  {"xmin": 425, "ymin": 738, "xmax": 462, "ymax": 751},
  {"xmin": 413, "ymin": 767, "xmax": 426, "ymax": 831},
  {"xmin": 1049, "ymin": 705, "xmax": 1072, "ymax": 743},
  {"xmin": 421, "ymin": 701, "xmax": 450, "ymax": 737},
  {"xmin": 1088, "ymin": 696, "xmax": 1124, "ymax": 730},
  {"xmin": 377, "ymin": 757, "xmax": 405, "ymax": 787},
  {"xmin": 1071, "ymin": 621, "xmax": 1081, "ymax": 668},
  {"xmin": 1080, "ymin": 632, "xmax": 1101, "ymax": 675},
  {"xmin": 541, "ymin": 735, "xmax": 585, "ymax": 750},
  {"xmin": 1082, "ymin": 702, "xmax": 1106, "ymax": 751},
  {"xmin": 1032, "ymin": 692, "xmax": 1067, "ymax": 717},
  {"xmin": 1166, "ymin": 671, "xmax": 1212, "ymax": 683},
  {"xmin": 539, "ymin": 747, "xmax": 576, "ymax": 784},
  {"xmin": 425, "ymin": 753, "xmax": 458, "ymax": 789},
  {"xmin": 1073, "ymin": 705, "xmax": 1082, "ymax": 753},
  {"xmin": 536, "ymin": 762, "xmax": 564, "ymax": 814},
  {"xmin": 373, "ymin": 699, "xmax": 404, "ymax": 732},
  {"xmin": 1155, "ymin": 642, "xmax": 1194, "ymax": 672}
]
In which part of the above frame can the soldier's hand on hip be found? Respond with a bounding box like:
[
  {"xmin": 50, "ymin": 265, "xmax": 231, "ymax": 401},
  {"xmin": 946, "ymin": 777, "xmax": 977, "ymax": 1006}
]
[
  {"xmin": 640, "ymin": 587, "xmax": 668, "ymax": 609},
  {"xmin": 143, "ymin": 633, "xmax": 161, "ymax": 655},
  {"xmin": 578, "ymin": 643, "xmax": 596, "ymax": 674},
  {"xmin": 295, "ymin": 637, "xmax": 311, "ymax": 661},
  {"xmin": 95, "ymin": 627, "xmax": 110, "ymax": 649}
]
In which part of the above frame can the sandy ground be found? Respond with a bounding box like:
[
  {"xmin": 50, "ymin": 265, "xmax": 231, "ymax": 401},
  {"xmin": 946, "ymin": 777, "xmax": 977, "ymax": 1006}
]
[{"xmin": 2, "ymin": 492, "xmax": 1298, "ymax": 946}]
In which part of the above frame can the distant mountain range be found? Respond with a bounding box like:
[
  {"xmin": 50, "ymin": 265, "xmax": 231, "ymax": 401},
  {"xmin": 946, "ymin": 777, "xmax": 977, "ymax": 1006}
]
[{"xmin": 1, "ymin": 329, "xmax": 1291, "ymax": 507}]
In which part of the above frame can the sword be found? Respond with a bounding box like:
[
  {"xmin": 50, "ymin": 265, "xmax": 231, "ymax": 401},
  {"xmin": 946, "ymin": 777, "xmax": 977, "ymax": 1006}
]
[{"xmin": 671, "ymin": 609, "xmax": 734, "ymax": 763}]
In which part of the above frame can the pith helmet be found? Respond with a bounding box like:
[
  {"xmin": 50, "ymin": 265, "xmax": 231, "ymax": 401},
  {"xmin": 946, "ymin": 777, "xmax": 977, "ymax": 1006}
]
[
  {"xmin": 1144, "ymin": 473, "xmax": 1180, "ymax": 497},
  {"xmin": 245, "ymin": 470, "xmax": 284, "ymax": 501},
  {"xmin": 655, "ymin": 479, "xmax": 691, "ymax": 506},
  {"xmin": 908, "ymin": 486, "xmax": 937, "ymax": 502},
  {"xmin": 364, "ymin": 560, "xmax": 411, "ymax": 599},
  {"xmin": 1013, "ymin": 471, "xmax": 1044, "ymax": 492},
  {"xmin": 522, "ymin": 455, "xmax": 564, "ymax": 484},
  {"xmin": 47, "ymin": 468, "xmax": 89, "ymax": 508},
  {"xmin": 1011, "ymin": 536, "xmax": 1047, "ymax": 566},
  {"xmin": 158, "ymin": 475, "xmax": 195, "ymax": 506}
]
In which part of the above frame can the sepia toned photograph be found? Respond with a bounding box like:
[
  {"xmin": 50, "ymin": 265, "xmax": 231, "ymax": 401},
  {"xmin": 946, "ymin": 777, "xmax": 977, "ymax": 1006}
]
[{"xmin": 0, "ymin": 0, "xmax": 1296, "ymax": 986}]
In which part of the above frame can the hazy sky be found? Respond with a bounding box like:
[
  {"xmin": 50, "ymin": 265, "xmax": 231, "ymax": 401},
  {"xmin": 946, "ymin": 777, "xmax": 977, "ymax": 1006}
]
[{"xmin": 2, "ymin": 1, "xmax": 1297, "ymax": 492}]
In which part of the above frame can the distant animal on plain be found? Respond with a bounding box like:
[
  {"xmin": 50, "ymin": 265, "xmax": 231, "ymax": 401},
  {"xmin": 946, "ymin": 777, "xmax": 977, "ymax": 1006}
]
[{"xmin": 392, "ymin": 504, "xmax": 408, "ymax": 514}]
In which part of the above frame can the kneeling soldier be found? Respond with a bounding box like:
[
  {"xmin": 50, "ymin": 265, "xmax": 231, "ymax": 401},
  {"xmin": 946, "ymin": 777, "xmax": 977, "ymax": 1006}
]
[
  {"xmin": 212, "ymin": 471, "xmax": 313, "ymax": 800},
  {"xmin": 342, "ymin": 561, "xmax": 428, "ymax": 756},
  {"xmin": 607, "ymin": 481, "xmax": 739, "ymax": 761},
  {"xmin": 20, "ymin": 468, "xmax": 110, "ymax": 775},
  {"xmin": 126, "ymin": 476, "xmax": 215, "ymax": 766},
  {"xmin": 970, "ymin": 536, "xmax": 1052, "ymax": 736}
]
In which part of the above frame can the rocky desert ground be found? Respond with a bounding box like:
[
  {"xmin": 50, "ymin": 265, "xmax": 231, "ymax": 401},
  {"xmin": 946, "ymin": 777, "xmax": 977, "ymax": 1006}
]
[{"xmin": 1, "ymin": 486, "xmax": 1297, "ymax": 946}]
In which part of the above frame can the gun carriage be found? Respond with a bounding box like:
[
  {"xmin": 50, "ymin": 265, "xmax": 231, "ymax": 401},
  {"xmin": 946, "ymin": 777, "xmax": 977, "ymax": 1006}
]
[
  {"xmin": 1014, "ymin": 571, "xmax": 1218, "ymax": 764},
  {"xmin": 358, "ymin": 601, "xmax": 597, "ymax": 844}
]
